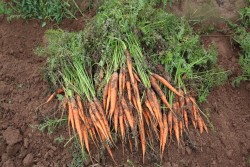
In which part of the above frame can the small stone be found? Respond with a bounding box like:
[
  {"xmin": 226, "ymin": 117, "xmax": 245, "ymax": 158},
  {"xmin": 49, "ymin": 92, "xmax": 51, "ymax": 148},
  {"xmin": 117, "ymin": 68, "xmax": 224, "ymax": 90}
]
[
  {"xmin": 246, "ymin": 84, "xmax": 250, "ymax": 91},
  {"xmin": 165, "ymin": 162, "xmax": 171, "ymax": 167},
  {"xmin": 24, "ymin": 138, "xmax": 29, "ymax": 148},
  {"xmin": 211, "ymin": 160, "xmax": 216, "ymax": 165},
  {"xmin": 0, "ymin": 137, "xmax": 6, "ymax": 157},
  {"xmin": 226, "ymin": 149, "xmax": 233, "ymax": 158},
  {"xmin": 186, "ymin": 146, "xmax": 192, "ymax": 155},
  {"xmin": 28, "ymin": 133, "xmax": 32, "ymax": 138},
  {"xmin": 2, "ymin": 127, "xmax": 22, "ymax": 145},
  {"xmin": 23, "ymin": 153, "xmax": 34, "ymax": 167},
  {"xmin": 49, "ymin": 145, "xmax": 57, "ymax": 151},
  {"xmin": 1, "ymin": 153, "xmax": 9, "ymax": 163},
  {"xmin": 172, "ymin": 163, "xmax": 179, "ymax": 167},
  {"xmin": 2, "ymin": 159, "xmax": 15, "ymax": 167},
  {"xmin": 18, "ymin": 147, "xmax": 28, "ymax": 159},
  {"xmin": 32, "ymin": 162, "xmax": 45, "ymax": 167}
]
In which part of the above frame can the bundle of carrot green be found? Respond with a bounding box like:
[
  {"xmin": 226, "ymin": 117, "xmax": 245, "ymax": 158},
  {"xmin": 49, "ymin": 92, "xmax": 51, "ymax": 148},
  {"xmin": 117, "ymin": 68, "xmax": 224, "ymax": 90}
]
[{"xmin": 37, "ymin": 0, "xmax": 225, "ymax": 164}]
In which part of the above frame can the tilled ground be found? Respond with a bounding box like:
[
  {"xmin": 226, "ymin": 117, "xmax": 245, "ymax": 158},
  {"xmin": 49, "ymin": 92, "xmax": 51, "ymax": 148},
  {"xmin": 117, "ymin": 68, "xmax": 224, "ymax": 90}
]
[{"xmin": 0, "ymin": 4, "xmax": 250, "ymax": 167}]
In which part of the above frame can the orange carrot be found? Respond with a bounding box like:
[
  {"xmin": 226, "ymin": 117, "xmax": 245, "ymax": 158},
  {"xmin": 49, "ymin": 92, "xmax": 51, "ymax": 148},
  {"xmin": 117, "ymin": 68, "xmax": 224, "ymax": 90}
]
[
  {"xmin": 126, "ymin": 50, "xmax": 135, "ymax": 84},
  {"xmin": 152, "ymin": 73, "xmax": 183, "ymax": 97},
  {"xmin": 109, "ymin": 72, "xmax": 118, "ymax": 118},
  {"xmin": 100, "ymin": 132, "xmax": 116, "ymax": 164},
  {"xmin": 94, "ymin": 99, "xmax": 114, "ymax": 144},
  {"xmin": 168, "ymin": 111, "xmax": 173, "ymax": 139},
  {"xmin": 71, "ymin": 100, "xmax": 83, "ymax": 148},
  {"xmin": 183, "ymin": 109, "xmax": 189, "ymax": 130},
  {"xmin": 82, "ymin": 124, "xmax": 91, "ymax": 156},
  {"xmin": 139, "ymin": 119, "xmax": 146, "ymax": 164},
  {"xmin": 179, "ymin": 120, "xmax": 183, "ymax": 138},
  {"xmin": 173, "ymin": 114, "xmax": 180, "ymax": 146},
  {"xmin": 145, "ymin": 98, "xmax": 157, "ymax": 121},
  {"xmin": 121, "ymin": 96, "xmax": 135, "ymax": 130},
  {"xmin": 103, "ymin": 82, "xmax": 110, "ymax": 110},
  {"xmin": 134, "ymin": 72, "xmax": 141, "ymax": 83},
  {"xmin": 68, "ymin": 101, "xmax": 75, "ymax": 131},
  {"xmin": 202, "ymin": 119, "xmax": 208, "ymax": 133},
  {"xmin": 119, "ymin": 69, "xmax": 123, "ymax": 96},
  {"xmin": 119, "ymin": 106, "xmax": 125, "ymax": 141},
  {"xmin": 126, "ymin": 81, "xmax": 132, "ymax": 102},
  {"xmin": 122, "ymin": 69, "xmax": 126, "ymax": 92},
  {"xmin": 133, "ymin": 79, "xmax": 143, "ymax": 117},
  {"xmin": 106, "ymin": 83, "xmax": 111, "ymax": 114},
  {"xmin": 149, "ymin": 76, "xmax": 173, "ymax": 112},
  {"xmin": 197, "ymin": 115, "xmax": 203, "ymax": 134},
  {"xmin": 113, "ymin": 102, "xmax": 119, "ymax": 133},
  {"xmin": 146, "ymin": 89, "xmax": 162, "ymax": 124},
  {"xmin": 161, "ymin": 113, "xmax": 168, "ymax": 159}
]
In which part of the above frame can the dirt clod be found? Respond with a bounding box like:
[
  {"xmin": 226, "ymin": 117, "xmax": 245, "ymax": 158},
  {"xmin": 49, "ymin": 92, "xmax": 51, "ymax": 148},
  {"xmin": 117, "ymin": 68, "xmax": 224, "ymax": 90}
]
[
  {"xmin": 23, "ymin": 153, "xmax": 34, "ymax": 167},
  {"xmin": 226, "ymin": 149, "xmax": 234, "ymax": 158},
  {"xmin": 6, "ymin": 143, "xmax": 21, "ymax": 156},
  {"xmin": 3, "ymin": 127, "xmax": 22, "ymax": 146},
  {"xmin": 186, "ymin": 146, "xmax": 192, "ymax": 155},
  {"xmin": 2, "ymin": 159, "xmax": 15, "ymax": 167},
  {"xmin": 23, "ymin": 138, "xmax": 29, "ymax": 148}
]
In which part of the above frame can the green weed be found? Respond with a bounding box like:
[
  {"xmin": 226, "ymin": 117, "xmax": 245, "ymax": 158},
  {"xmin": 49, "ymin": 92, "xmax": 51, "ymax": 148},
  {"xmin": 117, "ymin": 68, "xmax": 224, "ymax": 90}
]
[
  {"xmin": 0, "ymin": 1, "xmax": 11, "ymax": 15},
  {"xmin": 3, "ymin": 0, "xmax": 82, "ymax": 25},
  {"xmin": 32, "ymin": 117, "xmax": 67, "ymax": 134},
  {"xmin": 239, "ymin": 0, "xmax": 250, "ymax": 27},
  {"xmin": 70, "ymin": 139, "xmax": 89, "ymax": 167},
  {"xmin": 229, "ymin": 2, "xmax": 250, "ymax": 86}
]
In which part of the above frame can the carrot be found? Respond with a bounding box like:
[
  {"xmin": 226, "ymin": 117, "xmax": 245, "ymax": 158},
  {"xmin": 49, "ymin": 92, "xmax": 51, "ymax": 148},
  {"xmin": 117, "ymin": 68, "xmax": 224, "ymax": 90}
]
[
  {"xmin": 121, "ymin": 96, "xmax": 135, "ymax": 130},
  {"xmin": 126, "ymin": 81, "xmax": 132, "ymax": 102},
  {"xmin": 132, "ymin": 79, "xmax": 143, "ymax": 117},
  {"xmin": 122, "ymin": 69, "xmax": 126, "ymax": 92},
  {"xmin": 82, "ymin": 124, "xmax": 91, "ymax": 156},
  {"xmin": 183, "ymin": 109, "xmax": 189, "ymax": 130},
  {"xmin": 152, "ymin": 73, "xmax": 183, "ymax": 97},
  {"xmin": 134, "ymin": 72, "xmax": 141, "ymax": 83},
  {"xmin": 109, "ymin": 72, "xmax": 118, "ymax": 118},
  {"xmin": 173, "ymin": 114, "xmax": 180, "ymax": 146},
  {"xmin": 103, "ymin": 82, "xmax": 110, "ymax": 110},
  {"xmin": 119, "ymin": 69, "xmax": 123, "ymax": 96},
  {"xmin": 143, "ymin": 108, "xmax": 150, "ymax": 127},
  {"xmin": 94, "ymin": 99, "xmax": 114, "ymax": 144},
  {"xmin": 119, "ymin": 106, "xmax": 125, "ymax": 141},
  {"xmin": 89, "ymin": 106, "xmax": 109, "ymax": 141},
  {"xmin": 100, "ymin": 132, "xmax": 116, "ymax": 164},
  {"xmin": 67, "ymin": 101, "xmax": 75, "ymax": 131},
  {"xmin": 179, "ymin": 120, "xmax": 183, "ymax": 138},
  {"xmin": 161, "ymin": 113, "xmax": 168, "ymax": 159},
  {"xmin": 145, "ymin": 98, "xmax": 157, "ymax": 121},
  {"xmin": 167, "ymin": 111, "xmax": 173, "ymax": 139},
  {"xmin": 202, "ymin": 119, "xmax": 208, "ymax": 133},
  {"xmin": 126, "ymin": 50, "xmax": 143, "ymax": 117},
  {"xmin": 126, "ymin": 49, "xmax": 135, "ymax": 84},
  {"xmin": 128, "ymin": 137, "xmax": 133, "ymax": 152},
  {"xmin": 149, "ymin": 76, "xmax": 173, "ymax": 112},
  {"xmin": 139, "ymin": 119, "xmax": 146, "ymax": 164},
  {"xmin": 146, "ymin": 89, "xmax": 162, "ymax": 124},
  {"xmin": 189, "ymin": 97, "xmax": 198, "ymax": 121},
  {"xmin": 71, "ymin": 100, "xmax": 83, "ymax": 148},
  {"xmin": 197, "ymin": 115, "xmax": 203, "ymax": 134},
  {"xmin": 106, "ymin": 83, "xmax": 111, "ymax": 114},
  {"xmin": 87, "ymin": 117, "xmax": 99, "ymax": 147},
  {"xmin": 36, "ymin": 88, "xmax": 64, "ymax": 109},
  {"xmin": 113, "ymin": 102, "xmax": 119, "ymax": 133},
  {"xmin": 132, "ymin": 95, "xmax": 138, "ymax": 111},
  {"xmin": 76, "ymin": 95, "xmax": 86, "ymax": 123}
]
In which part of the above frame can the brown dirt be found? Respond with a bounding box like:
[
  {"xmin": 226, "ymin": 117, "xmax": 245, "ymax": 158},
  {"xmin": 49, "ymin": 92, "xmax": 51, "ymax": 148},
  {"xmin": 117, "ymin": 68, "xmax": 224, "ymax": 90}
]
[{"xmin": 0, "ymin": 3, "xmax": 250, "ymax": 167}]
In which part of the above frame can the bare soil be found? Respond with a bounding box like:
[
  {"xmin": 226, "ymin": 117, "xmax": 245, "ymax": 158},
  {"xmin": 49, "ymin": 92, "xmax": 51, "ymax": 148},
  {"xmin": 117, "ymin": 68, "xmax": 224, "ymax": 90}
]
[{"xmin": 0, "ymin": 2, "xmax": 250, "ymax": 167}]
